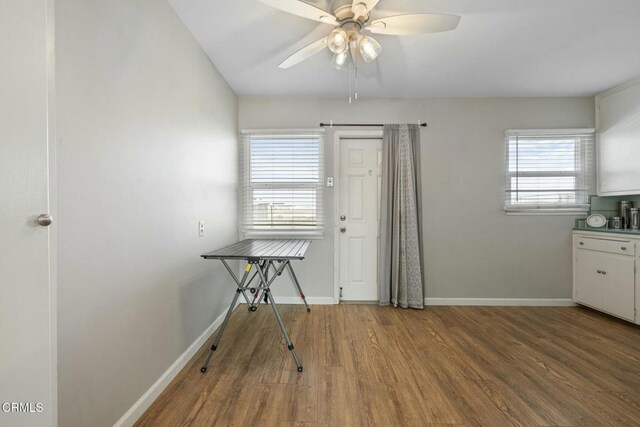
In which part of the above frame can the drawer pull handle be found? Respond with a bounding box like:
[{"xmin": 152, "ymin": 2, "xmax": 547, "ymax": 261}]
[
  {"xmin": 579, "ymin": 242, "xmax": 584, "ymax": 245},
  {"xmin": 621, "ymin": 246, "xmax": 627, "ymax": 250}
]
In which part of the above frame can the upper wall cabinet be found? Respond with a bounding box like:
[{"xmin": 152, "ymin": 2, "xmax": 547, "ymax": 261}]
[{"xmin": 597, "ymin": 78, "xmax": 640, "ymax": 196}]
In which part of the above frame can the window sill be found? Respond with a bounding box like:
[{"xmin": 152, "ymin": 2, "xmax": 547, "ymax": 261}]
[
  {"xmin": 243, "ymin": 231, "xmax": 324, "ymax": 240},
  {"xmin": 504, "ymin": 209, "xmax": 589, "ymax": 216}
]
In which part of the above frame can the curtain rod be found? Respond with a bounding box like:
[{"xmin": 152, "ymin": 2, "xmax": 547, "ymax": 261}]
[{"xmin": 319, "ymin": 122, "xmax": 427, "ymax": 128}]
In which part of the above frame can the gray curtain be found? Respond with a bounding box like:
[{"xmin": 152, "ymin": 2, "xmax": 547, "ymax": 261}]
[{"xmin": 378, "ymin": 124, "xmax": 424, "ymax": 309}]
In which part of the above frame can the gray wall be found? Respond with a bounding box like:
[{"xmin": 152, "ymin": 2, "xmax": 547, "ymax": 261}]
[
  {"xmin": 239, "ymin": 97, "xmax": 595, "ymax": 300},
  {"xmin": 56, "ymin": 1, "xmax": 238, "ymax": 425}
]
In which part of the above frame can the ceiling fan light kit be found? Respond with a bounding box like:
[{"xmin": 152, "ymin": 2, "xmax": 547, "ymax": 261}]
[
  {"xmin": 331, "ymin": 50, "xmax": 350, "ymax": 69},
  {"xmin": 259, "ymin": 0, "xmax": 461, "ymax": 99},
  {"xmin": 327, "ymin": 28, "xmax": 349, "ymax": 54},
  {"xmin": 359, "ymin": 35, "xmax": 381, "ymax": 63}
]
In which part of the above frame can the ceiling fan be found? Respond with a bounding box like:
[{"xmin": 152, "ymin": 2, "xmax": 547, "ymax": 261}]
[{"xmin": 258, "ymin": 0, "xmax": 461, "ymax": 70}]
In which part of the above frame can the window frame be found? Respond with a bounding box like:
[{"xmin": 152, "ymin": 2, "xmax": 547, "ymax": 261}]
[
  {"xmin": 240, "ymin": 129, "xmax": 325, "ymax": 239},
  {"xmin": 503, "ymin": 128, "xmax": 595, "ymax": 215}
]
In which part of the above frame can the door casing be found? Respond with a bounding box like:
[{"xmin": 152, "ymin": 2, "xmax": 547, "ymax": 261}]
[{"xmin": 332, "ymin": 129, "xmax": 383, "ymax": 303}]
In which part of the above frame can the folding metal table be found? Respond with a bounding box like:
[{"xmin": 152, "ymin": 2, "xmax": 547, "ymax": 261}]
[{"xmin": 200, "ymin": 239, "xmax": 311, "ymax": 373}]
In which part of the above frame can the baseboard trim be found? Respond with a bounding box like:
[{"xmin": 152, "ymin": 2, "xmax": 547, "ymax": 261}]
[
  {"xmin": 240, "ymin": 296, "xmax": 335, "ymax": 305},
  {"xmin": 113, "ymin": 302, "xmax": 240, "ymax": 427},
  {"xmin": 425, "ymin": 298, "xmax": 576, "ymax": 307}
]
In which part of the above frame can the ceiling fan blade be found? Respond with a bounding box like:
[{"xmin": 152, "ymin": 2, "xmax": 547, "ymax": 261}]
[
  {"xmin": 279, "ymin": 37, "xmax": 328, "ymax": 69},
  {"xmin": 351, "ymin": 0, "xmax": 381, "ymax": 19},
  {"xmin": 257, "ymin": 0, "xmax": 338, "ymax": 25},
  {"xmin": 366, "ymin": 13, "xmax": 461, "ymax": 35}
]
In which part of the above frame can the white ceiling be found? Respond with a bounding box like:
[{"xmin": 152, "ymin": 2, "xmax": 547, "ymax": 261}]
[{"xmin": 167, "ymin": 0, "xmax": 640, "ymax": 98}]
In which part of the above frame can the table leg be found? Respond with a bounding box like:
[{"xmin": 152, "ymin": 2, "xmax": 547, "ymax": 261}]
[
  {"xmin": 262, "ymin": 261, "xmax": 271, "ymax": 305},
  {"xmin": 200, "ymin": 262, "xmax": 252, "ymax": 373},
  {"xmin": 251, "ymin": 260, "xmax": 287, "ymax": 310},
  {"xmin": 249, "ymin": 262, "xmax": 268, "ymax": 310},
  {"xmin": 246, "ymin": 270, "xmax": 262, "ymax": 311},
  {"xmin": 286, "ymin": 261, "xmax": 311, "ymax": 313},
  {"xmin": 221, "ymin": 259, "xmax": 252, "ymax": 305},
  {"xmin": 256, "ymin": 266, "xmax": 303, "ymax": 372}
]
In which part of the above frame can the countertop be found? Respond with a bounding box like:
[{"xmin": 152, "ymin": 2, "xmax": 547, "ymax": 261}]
[{"xmin": 573, "ymin": 226, "xmax": 640, "ymax": 236}]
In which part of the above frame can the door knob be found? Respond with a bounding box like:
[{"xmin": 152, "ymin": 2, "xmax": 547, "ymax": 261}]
[
  {"xmin": 340, "ymin": 227, "xmax": 346, "ymax": 233},
  {"xmin": 340, "ymin": 215, "xmax": 346, "ymax": 221},
  {"xmin": 37, "ymin": 214, "xmax": 53, "ymax": 227},
  {"xmin": 597, "ymin": 270, "xmax": 602, "ymax": 274}
]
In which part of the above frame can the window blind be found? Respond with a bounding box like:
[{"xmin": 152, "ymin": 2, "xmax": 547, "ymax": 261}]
[
  {"xmin": 239, "ymin": 130, "xmax": 324, "ymax": 235},
  {"xmin": 504, "ymin": 129, "xmax": 595, "ymax": 213}
]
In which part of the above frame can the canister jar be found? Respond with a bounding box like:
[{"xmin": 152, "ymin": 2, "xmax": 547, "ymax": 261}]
[
  {"xmin": 630, "ymin": 208, "xmax": 640, "ymax": 230},
  {"xmin": 620, "ymin": 201, "xmax": 632, "ymax": 229},
  {"xmin": 612, "ymin": 217, "xmax": 623, "ymax": 229}
]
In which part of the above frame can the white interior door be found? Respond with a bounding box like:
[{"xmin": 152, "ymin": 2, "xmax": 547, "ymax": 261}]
[
  {"xmin": 0, "ymin": 1, "xmax": 56, "ymax": 426},
  {"xmin": 339, "ymin": 138, "xmax": 382, "ymax": 301}
]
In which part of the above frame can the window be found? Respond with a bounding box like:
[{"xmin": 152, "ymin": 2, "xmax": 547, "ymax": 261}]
[
  {"xmin": 240, "ymin": 130, "xmax": 324, "ymax": 236},
  {"xmin": 504, "ymin": 129, "xmax": 595, "ymax": 214}
]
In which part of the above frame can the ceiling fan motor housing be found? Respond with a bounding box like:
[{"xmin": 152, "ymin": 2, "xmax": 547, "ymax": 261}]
[{"xmin": 333, "ymin": 4, "xmax": 368, "ymax": 24}]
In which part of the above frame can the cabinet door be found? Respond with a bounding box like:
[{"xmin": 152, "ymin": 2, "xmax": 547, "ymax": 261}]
[
  {"xmin": 597, "ymin": 81, "xmax": 640, "ymax": 195},
  {"xmin": 575, "ymin": 249, "xmax": 603, "ymax": 309},
  {"xmin": 600, "ymin": 254, "xmax": 635, "ymax": 321}
]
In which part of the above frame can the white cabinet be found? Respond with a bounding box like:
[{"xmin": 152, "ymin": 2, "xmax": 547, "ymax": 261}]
[
  {"xmin": 600, "ymin": 254, "xmax": 635, "ymax": 320},
  {"xmin": 596, "ymin": 78, "xmax": 640, "ymax": 195},
  {"xmin": 573, "ymin": 231, "xmax": 637, "ymax": 322},
  {"xmin": 575, "ymin": 249, "xmax": 604, "ymax": 309}
]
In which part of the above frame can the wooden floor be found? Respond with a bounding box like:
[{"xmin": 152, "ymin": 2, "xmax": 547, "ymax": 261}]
[{"xmin": 136, "ymin": 304, "xmax": 640, "ymax": 426}]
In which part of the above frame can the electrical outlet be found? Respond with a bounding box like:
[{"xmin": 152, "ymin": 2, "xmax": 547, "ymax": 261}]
[
  {"xmin": 327, "ymin": 177, "xmax": 334, "ymax": 187},
  {"xmin": 199, "ymin": 221, "xmax": 205, "ymax": 237}
]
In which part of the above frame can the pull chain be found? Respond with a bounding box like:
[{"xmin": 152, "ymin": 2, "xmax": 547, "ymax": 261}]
[
  {"xmin": 348, "ymin": 52, "xmax": 359, "ymax": 103},
  {"xmin": 348, "ymin": 63, "xmax": 352, "ymax": 104},
  {"xmin": 354, "ymin": 50, "xmax": 358, "ymax": 101}
]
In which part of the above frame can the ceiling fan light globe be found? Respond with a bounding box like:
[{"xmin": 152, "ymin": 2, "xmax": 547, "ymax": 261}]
[
  {"xmin": 328, "ymin": 28, "xmax": 348, "ymax": 54},
  {"xmin": 359, "ymin": 35, "xmax": 381, "ymax": 63},
  {"xmin": 331, "ymin": 50, "xmax": 350, "ymax": 69}
]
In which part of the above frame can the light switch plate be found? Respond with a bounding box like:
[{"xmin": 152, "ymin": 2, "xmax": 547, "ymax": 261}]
[
  {"xmin": 327, "ymin": 177, "xmax": 334, "ymax": 187},
  {"xmin": 199, "ymin": 221, "xmax": 205, "ymax": 237}
]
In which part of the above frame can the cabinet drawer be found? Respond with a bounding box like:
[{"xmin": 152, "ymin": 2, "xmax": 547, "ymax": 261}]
[{"xmin": 574, "ymin": 237, "xmax": 635, "ymax": 256}]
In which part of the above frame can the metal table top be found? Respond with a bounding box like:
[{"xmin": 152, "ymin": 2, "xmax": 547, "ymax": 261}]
[{"xmin": 201, "ymin": 239, "xmax": 312, "ymax": 261}]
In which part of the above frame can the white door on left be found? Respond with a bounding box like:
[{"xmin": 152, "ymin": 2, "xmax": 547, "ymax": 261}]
[{"xmin": 0, "ymin": 1, "xmax": 56, "ymax": 426}]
